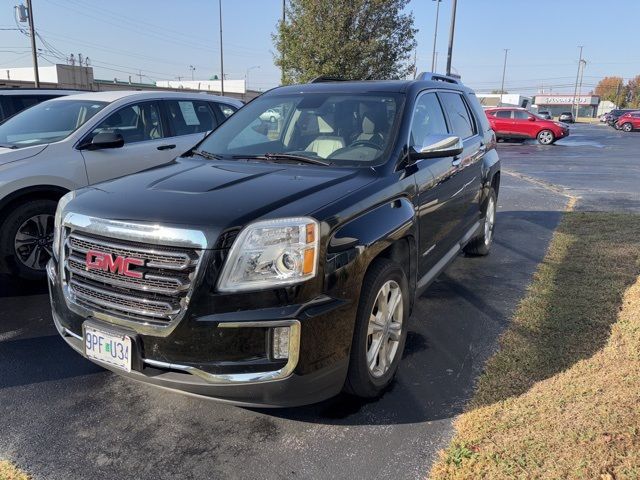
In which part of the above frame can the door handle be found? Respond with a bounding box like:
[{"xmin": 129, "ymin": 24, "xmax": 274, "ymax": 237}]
[
  {"xmin": 478, "ymin": 143, "xmax": 487, "ymax": 153},
  {"xmin": 157, "ymin": 144, "xmax": 176, "ymax": 151}
]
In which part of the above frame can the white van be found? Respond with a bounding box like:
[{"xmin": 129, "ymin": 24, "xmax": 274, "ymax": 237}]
[{"xmin": 0, "ymin": 90, "xmax": 242, "ymax": 279}]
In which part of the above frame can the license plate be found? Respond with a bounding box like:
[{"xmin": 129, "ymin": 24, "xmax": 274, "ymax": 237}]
[{"xmin": 84, "ymin": 325, "xmax": 132, "ymax": 372}]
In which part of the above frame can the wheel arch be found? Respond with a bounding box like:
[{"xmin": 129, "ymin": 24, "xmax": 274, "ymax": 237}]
[
  {"xmin": 325, "ymin": 197, "xmax": 418, "ymax": 311},
  {"xmin": 0, "ymin": 185, "xmax": 69, "ymax": 222}
]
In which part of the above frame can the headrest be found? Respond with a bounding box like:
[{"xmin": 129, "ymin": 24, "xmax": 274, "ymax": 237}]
[{"xmin": 361, "ymin": 114, "xmax": 375, "ymax": 134}]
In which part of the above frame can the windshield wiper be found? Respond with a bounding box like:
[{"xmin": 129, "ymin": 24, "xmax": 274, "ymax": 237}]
[
  {"xmin": 232, "ymin": 153, "xmax": 330, "ymax": 166},
  {"xmin": 190, "ymin": 149, "xmax": 224, "ymax": 160},
  {"xmin": 0, "ymin": 144, "xmax": 18, "ymax": 149}
]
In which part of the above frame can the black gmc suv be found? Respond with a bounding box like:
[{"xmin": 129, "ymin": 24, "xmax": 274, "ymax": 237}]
[{"xmin": 48, "ymin": 73, "xmax": 500, "ymax": 407}]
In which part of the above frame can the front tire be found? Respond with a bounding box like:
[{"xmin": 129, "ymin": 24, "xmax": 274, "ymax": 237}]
[
  {"xmin": 344, "ymin": 258, "xmax": 409, "ymax": 398},
  {"xmin": 622, "ymin": 122, "xmax": 633, "ymax": 132},
  {"xmin": 0, "ymin": 199, "xmax": 58, "ymax": 281},
  {"xmin": 537, "ymin": 129, "xmax": 555, "ymax": 145},
  {"xmin": 464, "ymin": 188, "xmax": 497, "ymax": 256}
]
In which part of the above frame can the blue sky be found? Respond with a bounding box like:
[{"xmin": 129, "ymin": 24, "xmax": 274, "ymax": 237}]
[{"xmin": 1, "ymin": 0, "xmax": 639, "ymax": 94}]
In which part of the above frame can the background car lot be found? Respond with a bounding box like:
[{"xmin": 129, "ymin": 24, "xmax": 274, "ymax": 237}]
[{"xmin": 2, "ymin": 123, "xmax": 637, "ymax": 479}]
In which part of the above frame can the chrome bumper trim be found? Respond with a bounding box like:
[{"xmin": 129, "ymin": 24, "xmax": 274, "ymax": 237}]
[{"xmin": 144, "ymin": 320, "xmax": 301, "ymax": 384}]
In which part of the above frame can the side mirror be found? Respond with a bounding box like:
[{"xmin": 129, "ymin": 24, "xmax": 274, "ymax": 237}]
[
  {"xmin": 528, "ymin": 116, "xmax": 536, "ymax": 121},
  {"xmin": 411, "ymin": 134, "xmax": 463, "ymax": 161},
  {"xmin": 82, "ymin": 132, "xmax": 124, "ymax": 150}
]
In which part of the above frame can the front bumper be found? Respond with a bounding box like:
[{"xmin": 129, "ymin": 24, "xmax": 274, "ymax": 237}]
[{"xmin": 47, "ymin": 259, "xmax": 352, "ymax": 407}]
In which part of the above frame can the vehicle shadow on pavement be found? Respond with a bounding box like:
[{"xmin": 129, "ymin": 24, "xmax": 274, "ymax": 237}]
[
  {"xmin": 0, "ymin": 334, "xmax": 103, "ymax": 389},
  {"xmin": 255, "ymin": 209, "xmax": 564, "ymax": 425}
]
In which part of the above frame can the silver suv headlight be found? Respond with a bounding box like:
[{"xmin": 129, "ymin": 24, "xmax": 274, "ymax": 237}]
[
  {"xmin": 52, "ymin": 191, "xmax": 75, "ymax": 260},
  {"xmin": 217, "ymin": 217, "xmax": 319, "ymax": 292}
]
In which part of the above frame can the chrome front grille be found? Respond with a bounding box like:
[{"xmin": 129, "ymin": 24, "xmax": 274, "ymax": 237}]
[{"xmin": 63, "ymin": 230, "xmax": 202, "ymax": 325}]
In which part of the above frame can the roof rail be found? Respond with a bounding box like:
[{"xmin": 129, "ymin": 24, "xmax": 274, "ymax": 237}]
[
  {"xmin": 416, "ymin": 72, "xmax": 460, "ymax": 84},
  {"xmin": 309, "ymin": 75, "xmax": 347, "ymax": 83}
]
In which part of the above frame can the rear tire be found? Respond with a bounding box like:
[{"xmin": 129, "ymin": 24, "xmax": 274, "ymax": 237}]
[
  {"xmin": 0, "ymin": 199, "xmax": 58, "ymax": 281},
  {"xmin": 622, "ymin": 122, "xmax": 633, "ymax": 132},
  {"xmin": 537, "ymin": 129, "xmax": 555, "ymax": 145},
  {"xmin": 344, "ymin": 258, "xmax": 409, "ymax": 398},
  {"xmin": 464, "ymin": 188, "xmax": 497, "ymax": 256}
]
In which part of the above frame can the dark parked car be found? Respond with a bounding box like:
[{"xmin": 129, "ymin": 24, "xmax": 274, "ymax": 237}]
[
  {"xmin": 48, "ymin": 73, "xmax": 500, "ymax": 407},
  {"xmin": 537, "ymin": 111, "xmax": 552, "ymax": 120},
  {"xmin": 558, "ymin": 111, "xmax": 574, "ymax": 123},
  {"xmin": 0, "ymin": 89, "xmax": 77, "ymax": 122},
  {"xmin": 607, "ymin": 109, "xmax": 637, "ymax": 128}
]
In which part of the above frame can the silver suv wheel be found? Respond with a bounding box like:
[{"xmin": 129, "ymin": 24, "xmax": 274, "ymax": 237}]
[{"xmin": 14, "ymin": 214, "xmax": 54, "ymax": 270}]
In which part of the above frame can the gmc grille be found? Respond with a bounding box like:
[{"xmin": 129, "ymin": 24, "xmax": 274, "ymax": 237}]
[{"xmin": 63, "ymin": 230, "xmax": 202, "ymax": 325}]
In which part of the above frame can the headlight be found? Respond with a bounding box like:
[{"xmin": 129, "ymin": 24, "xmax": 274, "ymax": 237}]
[
  {"xmin": 217, "ymin": 217, "xmax": 319, "ymax": 292},
  {"xmin": 52, "ymin": 191, "xmax": 75, "ymax": 260}
]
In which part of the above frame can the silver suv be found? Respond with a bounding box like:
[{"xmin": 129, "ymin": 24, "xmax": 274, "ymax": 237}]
[{"xmin": 0, "ymin": 90, "xmax": 242, "ymax": 279}]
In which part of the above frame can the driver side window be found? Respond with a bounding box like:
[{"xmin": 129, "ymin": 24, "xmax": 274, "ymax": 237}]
[
  {"xmin": 410, "ymin": 92, "xmax": 448, "ymax": 149},
  {"xmin": 89, "ymin": 101, "xmax": 164, "ymax": 145}
]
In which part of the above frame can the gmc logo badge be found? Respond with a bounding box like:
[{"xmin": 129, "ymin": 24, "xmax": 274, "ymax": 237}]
[{"xmin": 85, "ymin": 250, "xmax": 144, "ymax": 279}]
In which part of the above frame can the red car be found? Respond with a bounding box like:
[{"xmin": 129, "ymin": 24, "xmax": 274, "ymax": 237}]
[
  {"xmin": 615, "ymin": 111, "xmax": 640, "ymax": 132},
  {"xmin": 485, "ymin": 107, "xmax": 570, "ymax": 145}
]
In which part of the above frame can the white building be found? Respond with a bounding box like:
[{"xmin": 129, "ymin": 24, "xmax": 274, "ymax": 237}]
[
  {"xmin": 476, "ymin": 93, "xmax": 533, "ymax": 109},
  {"xmin": 2, "ymin": 64, "xmax": 94, "ymax": 89},
  {"xmin": 155, "ymin": 79, "xmax": 246, "ymax": 95}
]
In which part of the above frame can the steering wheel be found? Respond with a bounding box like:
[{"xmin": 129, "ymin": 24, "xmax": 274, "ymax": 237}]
[{"xmin": 348, "ymin": 139, "xmax": 382, "ymax": 149}]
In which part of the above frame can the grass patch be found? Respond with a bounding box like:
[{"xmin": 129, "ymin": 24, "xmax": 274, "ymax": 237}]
[
  {"xmin": 0, "ymin": 461, "xmax": 29, "ymax": 480},
  {"xmin": 430, "ymin": 212, "xmax": 640, "ymax": 479}
]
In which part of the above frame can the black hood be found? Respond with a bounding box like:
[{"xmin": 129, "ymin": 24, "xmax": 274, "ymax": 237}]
[{"xmin": 69, "ymin": 158, "xmax": 376, "ymax": 242}]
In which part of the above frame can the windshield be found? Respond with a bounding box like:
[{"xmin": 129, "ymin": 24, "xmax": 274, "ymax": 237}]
[
  {"xmin": 195, "ymin": 92, "xmax": 404, "ymax": 166},
  {"xmin": 0, "ymin": 99, "xmax": 107, "ymax": 148}
]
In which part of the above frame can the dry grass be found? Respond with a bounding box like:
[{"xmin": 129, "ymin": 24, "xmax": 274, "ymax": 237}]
[
  {"xmin": 0, "ymin": 461, "xmax": 29, "ymax": 480},
  {"xmin": 430, "ymin": 212, "xmax": 640, "ymax": 479}
]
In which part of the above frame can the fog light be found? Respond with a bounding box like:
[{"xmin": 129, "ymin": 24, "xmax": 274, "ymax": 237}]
[{"xmin": 271, "ymin": 326, "xmax": 290, "ymax": 360}]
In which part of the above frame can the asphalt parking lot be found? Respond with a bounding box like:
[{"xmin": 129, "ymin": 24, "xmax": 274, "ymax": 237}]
[{"xmin": 0, "ymin": 123, "xmax": 635, "ymax": 479}]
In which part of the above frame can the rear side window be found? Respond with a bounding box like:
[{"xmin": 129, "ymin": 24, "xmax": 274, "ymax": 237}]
[
  {"xmin": 214, "ymin": 103, "xmax": 237, "ymax": 119},
  {"xmin": 165, "ymin": 100, "xmax": 218, "ymax": 136},
  {"xmin": 495, "ymin": 110, "xmax": 512, "ymax": 119},
  {"xmin": 439, "ymin": 92, "xmax": 476, "ymax": 139},
  {"xmin": 409, "ymin": 92, "xmax": 449, "ymax": 149}
]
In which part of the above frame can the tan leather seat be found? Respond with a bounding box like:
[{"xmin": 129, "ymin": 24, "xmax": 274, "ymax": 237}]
[{"xmin": 305, "ymin": 115, "xmax": 344, "ymax": 158}]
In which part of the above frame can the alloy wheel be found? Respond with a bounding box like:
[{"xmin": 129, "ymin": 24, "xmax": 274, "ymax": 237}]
[
  {"xmin": 366, "ymin": 280, "xmax": 404, "ymax": 378},
  {"xmin": 623, "ymin": 123, "xmax": 633, "ymax": 132},
  {"xmin": 538, "ymin": 130, "xmax": 554, "ymax": 145},
  {"xmin": 484, "ymin": 196, "xmax": 496, "ymax": 246},
  {"xmin": 14, "ymin": 214, "xmax": 54, "ymax": 270}
]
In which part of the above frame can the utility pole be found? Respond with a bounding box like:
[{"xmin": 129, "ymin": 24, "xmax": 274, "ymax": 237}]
[
  {"xmin": 500, "ymin": 49, "xmax": 509, "ymax": 105},
  {"xmin": 577, "ymin": 59, "xmax": 586, "ymax": 118},
  {"xmin": 219, "ymin": 0, "xmax": 225, "ymax": 96},
  {"xmin": 572, "ymin": 46, "xmax": 584, "ymax": 118},
  {"xmin": 431, "ymin": 0, "xmax": 442, "ymax": 72},
  {"xmin": 138, "ymin": 70, "xmax": 143, "ymax": 84},
  {"xmin": 445, "ymin": 0, "xmax": 457, "ymax": 76},
  {"xmin": 189, "ymin": 65, "xmax": 195, "ymax": 81},
  {"xmin": 26, "ymin": 0, "xmax": 39, "ymax": 87},
  {"xmin": 281, "ymin": 0, "xmax": 286, "ymax": 85},
  {"xmin": 412, "ymin": 48, "xmax": 417, "ymax": 79}
]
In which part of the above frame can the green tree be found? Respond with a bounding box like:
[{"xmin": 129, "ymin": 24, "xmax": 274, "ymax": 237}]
[
  {"xmin": 626, "ymin": 75, "xmax": 640, "ymax": 108},
  {"xmin": 595, "ymin": 76, "xmax": 625, "ymax": 105},
  {"xmin": 273, "ymin": 0, "xmax": 417, "ymax": 84}
]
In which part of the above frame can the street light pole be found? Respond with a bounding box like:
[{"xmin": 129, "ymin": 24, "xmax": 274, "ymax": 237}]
[
  {"xmin": 572, "ymin": 46, "xmax": 584, "ymax": 119},
  {"xmin": 445, "ymin": 0, "xmax": 457, "ymax": 76},
  {"xmin": 26, "ymin": 0, "xmax": 39, "ymax": 88},
  {"xmin": 431, "ymin": 0, "xmax": 442, "ymax": 72},
  {"xmin": 189, "ymin": 65, "xmax": 195, "ymax": 81},
  {"xmin": 500, "ymin": 49, "xmax": 509, "ymax": 105},
  {"xmin": 219, "ymin": 0, "xmax": 225, "ymax": 96}
]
